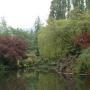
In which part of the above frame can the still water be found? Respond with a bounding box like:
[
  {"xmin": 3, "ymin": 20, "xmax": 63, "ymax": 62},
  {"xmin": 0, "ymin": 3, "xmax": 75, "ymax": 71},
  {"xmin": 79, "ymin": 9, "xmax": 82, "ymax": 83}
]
[{"xmin": 0, "ymin": 70, "xmax": 90, "ymax": 90}]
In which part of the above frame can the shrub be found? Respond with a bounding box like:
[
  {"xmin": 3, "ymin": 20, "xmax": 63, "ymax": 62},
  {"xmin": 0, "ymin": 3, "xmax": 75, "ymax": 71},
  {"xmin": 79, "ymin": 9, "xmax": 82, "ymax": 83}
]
[
  {"xmin": 74, "ymin": 32, "xmax": 89, "ymax": 49},
  {"xmin": 74, "ymin": 47, "xmax": 90, "ymax": 74},
  {"xmin": 0, "ymin": 35, "xmax": 27, "ymax": 67}
]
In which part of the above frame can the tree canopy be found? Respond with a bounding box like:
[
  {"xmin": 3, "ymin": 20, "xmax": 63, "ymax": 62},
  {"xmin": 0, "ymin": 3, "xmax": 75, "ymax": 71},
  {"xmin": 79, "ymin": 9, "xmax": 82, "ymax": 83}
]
[
  {"xmin": 0, "ymin": 36, "xmax": 27, "ymax": 67},
  {"xmin": 49, "ymin": 0, "xmax": 90, "ymax": 19}
]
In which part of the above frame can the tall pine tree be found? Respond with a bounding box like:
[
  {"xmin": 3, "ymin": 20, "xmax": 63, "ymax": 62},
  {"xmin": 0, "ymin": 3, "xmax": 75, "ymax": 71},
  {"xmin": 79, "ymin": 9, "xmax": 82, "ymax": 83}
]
[
  {"xmin": 49, "ymin": 0, "xmax": 67, "ymax": 19},
  {"xmin": 34, "ymin": 16, "xmax": 41, "ymax": 56},
  {"xmin": 49, "ymin": 0, "xmax": 90, "ymax": 19}
]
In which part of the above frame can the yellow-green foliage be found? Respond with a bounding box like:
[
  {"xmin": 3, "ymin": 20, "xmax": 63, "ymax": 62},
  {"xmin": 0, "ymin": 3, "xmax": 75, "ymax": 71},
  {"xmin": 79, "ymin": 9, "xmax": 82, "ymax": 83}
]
[
  {"xmin": 38, "ymin": 20, "xmax": 74, "ymax": 60},
  {"xmin": 38, "ymin": 12, "xmax": 90, "ymax": 60},
  {"xmin": 74, "ymin": 47, "xmax": 90, "ymax": 74}
]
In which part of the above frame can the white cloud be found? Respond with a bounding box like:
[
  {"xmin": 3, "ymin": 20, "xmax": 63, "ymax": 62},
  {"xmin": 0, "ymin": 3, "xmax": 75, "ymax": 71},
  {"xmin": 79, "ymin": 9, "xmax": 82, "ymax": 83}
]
[{"xmin": 0, "ymin": 0, "xmax": 52, "ymax": 28}]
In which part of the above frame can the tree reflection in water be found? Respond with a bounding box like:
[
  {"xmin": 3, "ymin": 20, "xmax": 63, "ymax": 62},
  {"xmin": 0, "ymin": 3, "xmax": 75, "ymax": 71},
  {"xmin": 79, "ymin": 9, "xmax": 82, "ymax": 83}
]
[
  {"xmin": 0, "ymin": 71, "xmax": 25, "ymax": 90},
  {"xmin": 0, "ymin": 71, "xmax": 90, "ymax": 90}
]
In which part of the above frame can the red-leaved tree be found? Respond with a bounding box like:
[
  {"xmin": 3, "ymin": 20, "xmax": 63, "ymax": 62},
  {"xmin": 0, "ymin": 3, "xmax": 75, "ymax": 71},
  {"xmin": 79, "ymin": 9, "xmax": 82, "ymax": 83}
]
[
  {"xmin": 0, "ymin": 36, "xmax": 27, "ymax": 67},
  {"xmin": 74, "ymin": 32, "xmax": 89, "ymax": 48}
]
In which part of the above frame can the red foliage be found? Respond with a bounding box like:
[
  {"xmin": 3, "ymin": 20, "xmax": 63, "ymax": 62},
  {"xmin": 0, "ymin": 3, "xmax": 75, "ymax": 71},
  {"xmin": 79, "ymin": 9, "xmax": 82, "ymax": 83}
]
[
  {"xmin": 0, "ymin": 36, "xmax": 27, "ymax": 62},
  {"xmin": 87, "ymin": 67, "xmax": 90, "ymax": 73},
  {"xmin": 74, "ymin": 32, "xmax": 89, "ymax": 48}
]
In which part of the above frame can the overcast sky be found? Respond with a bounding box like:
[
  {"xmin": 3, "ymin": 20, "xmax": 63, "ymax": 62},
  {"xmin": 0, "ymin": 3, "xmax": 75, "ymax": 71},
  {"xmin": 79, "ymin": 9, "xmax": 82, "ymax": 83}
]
[{"xmin": 0, "ymin": 0, "xmax": 52, "ymax": 28}]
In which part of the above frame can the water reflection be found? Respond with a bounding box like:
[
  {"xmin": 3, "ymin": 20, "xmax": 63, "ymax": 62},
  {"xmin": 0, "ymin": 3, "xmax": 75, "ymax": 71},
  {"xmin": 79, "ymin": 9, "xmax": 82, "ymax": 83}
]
[
  {"xmin": 0, "ymin": 71, "xmax": 25, "ymax": 90},
  {"xmin": 0, "ymin": 70, "xmax": 90, "ymax": 90}
]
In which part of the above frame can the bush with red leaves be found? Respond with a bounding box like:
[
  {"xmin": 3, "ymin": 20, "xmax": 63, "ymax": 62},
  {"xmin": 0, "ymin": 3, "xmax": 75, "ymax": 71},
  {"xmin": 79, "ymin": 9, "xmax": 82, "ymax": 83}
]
[
  {"xmin": 74, "ymin": 32, "xmax": 89, "ymax": 48},
  {"xmin": 0, "ymin": 36, "xmax": 27, "ymax": 66}
]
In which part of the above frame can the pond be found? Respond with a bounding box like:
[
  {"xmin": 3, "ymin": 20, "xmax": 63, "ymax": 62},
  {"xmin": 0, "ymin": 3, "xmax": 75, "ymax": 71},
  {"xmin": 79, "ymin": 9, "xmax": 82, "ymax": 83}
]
[{"xmin": 0, "ymin": 70, "xmax": 90, "ymax": 90}]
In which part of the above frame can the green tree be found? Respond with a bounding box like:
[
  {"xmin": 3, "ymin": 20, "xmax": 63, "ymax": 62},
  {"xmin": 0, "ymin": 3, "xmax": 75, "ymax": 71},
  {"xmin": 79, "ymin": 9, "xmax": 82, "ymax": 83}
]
[
  {"xmin": 85, "ymin": 0, "xmax": 90, "ymax": 11},
  {"xmin": 38, "ymin": 20, "xmax": 73, "ymax": 60},
  {"xmin": 34, "ymin": 16, "xmax": 41, "ymax": 56},
  {"xmin": 74, "ymin": 47, "xmax": 90, "ymax": 74},
  {"xmin": 49, "ymin": 0, "xmax": 67, "ymax": 19},
  {"xmin": 0, "ymin": 17, "xmax": 9, "ymax": 35},
  {"xmin": 72, "ymin": 0, "xmax": 85, "ymax": 11},
  {"xmin": 49, "ymin": 0, "xmax": 90, "ymax": 19},
  {"xmin": 38, "ymin": 12, "xmax": 90, "ymax": 60}
]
